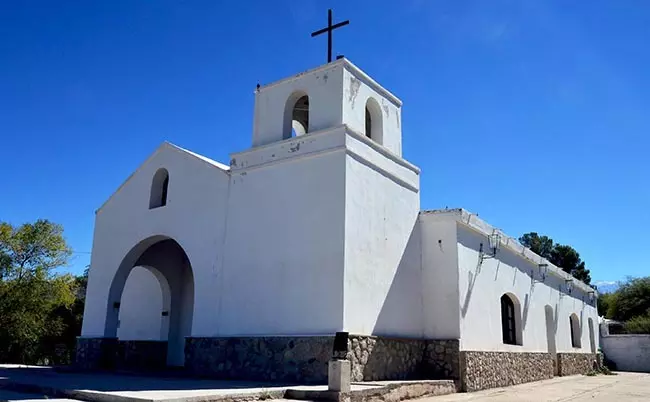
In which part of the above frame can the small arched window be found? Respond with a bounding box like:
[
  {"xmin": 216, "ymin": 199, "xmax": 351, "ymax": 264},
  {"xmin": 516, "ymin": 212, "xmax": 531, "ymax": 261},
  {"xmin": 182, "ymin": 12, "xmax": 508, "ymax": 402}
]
[
  {"xmin": 284, "ymin": 91, "xmax": 309, "ymax": 139},
  {"xmin": 365, "ymin": 97, "xmax": 383, "ymax": 144},
  {"xmin": 149, "ymin": 168, "xmax": 169, "ymax": 209},
  {"xmin": 570, "ymin": 314, "xmax": 581, "ymax": 348},
  {"xmin": 501, "ymin": 293, "xmax": 522, "ymax": 345}
]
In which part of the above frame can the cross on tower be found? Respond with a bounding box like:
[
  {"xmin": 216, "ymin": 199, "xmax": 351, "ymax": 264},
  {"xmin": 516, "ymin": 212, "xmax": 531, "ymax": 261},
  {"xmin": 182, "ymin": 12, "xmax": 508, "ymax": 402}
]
[{"xmin": 311, "ymin": 9, "xmax": 349, "ymax": 63}]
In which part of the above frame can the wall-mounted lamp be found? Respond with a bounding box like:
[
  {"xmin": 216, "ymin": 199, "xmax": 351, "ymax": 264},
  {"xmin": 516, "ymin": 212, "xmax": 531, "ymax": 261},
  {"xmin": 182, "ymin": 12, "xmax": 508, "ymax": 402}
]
[
  {"xmin": 565, "ymin": 279, "xmax": 574, "ymax": 294},
  {"xmin": 538, "ymin": 263, "xmax": 549, "ymax": 282},
  {"xmin": 480, "ymin": 231, "xmax": 502, "ymax": 264},
  {"xmin": 588, "ymin": 290, "xmax": 595, "ymax": 302}
]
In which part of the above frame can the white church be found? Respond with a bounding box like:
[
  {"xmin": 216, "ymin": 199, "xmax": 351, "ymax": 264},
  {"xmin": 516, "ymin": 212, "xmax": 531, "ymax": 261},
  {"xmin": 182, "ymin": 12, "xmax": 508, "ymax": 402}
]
[{"xmin": 77, "ymin": 58, "xmax": 600, "ymax": 392}]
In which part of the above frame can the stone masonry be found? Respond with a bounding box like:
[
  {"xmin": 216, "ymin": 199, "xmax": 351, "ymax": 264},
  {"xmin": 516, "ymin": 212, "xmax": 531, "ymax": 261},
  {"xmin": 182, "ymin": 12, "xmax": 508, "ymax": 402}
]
[
  {"xmin": 184, "ymin": 335, "xmax": 461, "ymax": 384},
  {"xmin": 75, "ymin": 337, "xmax": 118, "ymax": 370},
  {"xmin": 460, "ymin": 351, "xmax": 554, "ymax": 392},
  {"xmin": 557, "ymin": 353, "xmax": 599, "ymax": 376},
  {"xmin": 116, "ymin": 340, "xmax": 167, "ymax": 371},
  {"xmin": 185, "ymin": 336, "xmax": 334, "ymax": 383}
]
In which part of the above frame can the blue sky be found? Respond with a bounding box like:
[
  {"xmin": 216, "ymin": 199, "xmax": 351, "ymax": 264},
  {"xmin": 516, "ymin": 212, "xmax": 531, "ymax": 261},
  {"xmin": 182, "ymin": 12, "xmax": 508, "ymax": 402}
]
[{"xmin": 1, "ymin": 1, "xmax": 648, "ymax": 286}]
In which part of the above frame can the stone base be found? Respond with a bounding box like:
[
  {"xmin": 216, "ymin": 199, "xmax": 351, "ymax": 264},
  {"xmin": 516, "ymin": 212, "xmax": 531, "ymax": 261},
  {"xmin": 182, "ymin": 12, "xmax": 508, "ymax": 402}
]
[
  {"xmin": 185, "ymin": 336, "xmax": 334, "ymax": 383},
  {"xmin": 184, "ymin": 335, "xmax": 461, "ymax": 384},
  {"xmin": 75, "ymin": 338, "xmax": 168, "ymax": 371},
  {"xmin": 459, "ymin": 351, "xmax": 554, "ymax": 392},
  {"xmin": 75, "ymin": 337, "xmax": 118, "ymax": 370},
  {"xmin": 557, "ymin": 353, "xmax": 599, "ymax": 376},
  {"xmin": 116, "ymin": 340, "xmax": 168, "ymax": 371}
]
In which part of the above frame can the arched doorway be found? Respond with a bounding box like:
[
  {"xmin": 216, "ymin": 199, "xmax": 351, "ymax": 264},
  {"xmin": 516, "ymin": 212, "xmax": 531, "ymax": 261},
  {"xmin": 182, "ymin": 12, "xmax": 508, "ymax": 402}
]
[
  {"xmin": 544, "ymin": 305, "xmax": 557, "ymax": 375},
  {"xmin": 105, "ymin": 236, "xmax": 194, "ymax": 367}
]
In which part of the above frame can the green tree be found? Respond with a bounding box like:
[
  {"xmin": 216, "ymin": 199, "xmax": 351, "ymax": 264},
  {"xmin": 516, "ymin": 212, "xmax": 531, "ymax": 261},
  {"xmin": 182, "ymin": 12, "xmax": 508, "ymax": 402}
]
[
  {"xmin": 608, "ymin": 277, "xmax": 650, "ymax": 322},
  {"xmin": 519, "ymin": 232, "xmax": 592, "ymax": 285},
  {"xmin": 0, "ymin": 219, "xmax": 77, "ymax": 364}
]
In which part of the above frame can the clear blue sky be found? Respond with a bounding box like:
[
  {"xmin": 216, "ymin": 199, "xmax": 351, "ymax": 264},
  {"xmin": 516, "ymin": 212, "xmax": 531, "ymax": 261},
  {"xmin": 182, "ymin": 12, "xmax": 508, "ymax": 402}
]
[{"xmin": 1, "ymin": 1, "xmax": 648, "ymax": 286}]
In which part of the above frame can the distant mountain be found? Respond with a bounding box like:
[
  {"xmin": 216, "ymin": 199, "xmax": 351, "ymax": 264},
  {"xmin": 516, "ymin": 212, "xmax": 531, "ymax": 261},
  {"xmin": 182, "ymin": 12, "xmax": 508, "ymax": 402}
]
[{"xmin": 594, "ymin": 281, "xmax": 620, "ymax": 294}]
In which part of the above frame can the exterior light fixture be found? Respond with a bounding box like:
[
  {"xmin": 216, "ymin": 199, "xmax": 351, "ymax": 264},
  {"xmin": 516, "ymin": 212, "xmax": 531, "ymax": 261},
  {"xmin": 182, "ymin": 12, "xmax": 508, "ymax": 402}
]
[
  {"xmin": 588, "ymin": 290, "xmax": 595, "ymax": 302},
  {"xmin": 538, "ymin": 263, "xmax": 549, "ymax": 282},
  {"xmin": 488, "ymin": 231, "xmax": 501, "ymax": 256},
  {"xmin": 479, "ymin": 231, "xmax": 502, "ymax": 264},
  {"xmin": 565, "ymin": 279, "xmax": 574, "ymax": 294}
]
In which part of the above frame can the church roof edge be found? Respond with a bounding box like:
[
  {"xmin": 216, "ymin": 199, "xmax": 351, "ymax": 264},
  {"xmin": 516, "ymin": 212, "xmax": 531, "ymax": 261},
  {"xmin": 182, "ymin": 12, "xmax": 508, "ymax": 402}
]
[
  {"xmin": 95, "ymin": 142, "xmax": 229, "ymax": 215},
  {"xmin": 256, "ymin": 58, "xmax": 402, "ymax": 107},
  {"xmin": 420, "ymin": 208, "xmax": 597, "ymax": 294}
]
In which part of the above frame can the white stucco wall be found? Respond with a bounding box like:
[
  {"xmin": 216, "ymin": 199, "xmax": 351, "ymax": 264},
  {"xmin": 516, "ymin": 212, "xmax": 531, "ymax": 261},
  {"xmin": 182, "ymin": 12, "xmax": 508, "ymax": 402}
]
[
  {"xmin": 455, "ymin": 222, "xmax": 599, "ymax": 353},
  {"xmin": 253, "ymin": 63, "xmax": 344, "ymax": 147},
  {"xmin": 420, "ymin": 217, "xmax": 460, "ymax": 339},
  {"xmin": 601, "ymin": 334, "xmax": 650, "ymax": 373},
  {"xmin": 116, "ymin": 266, "xmax": 164, "ymax": 340},
  {"xmin": 221, "ymin": 130, "xmax": 348, "ymax": 336},
  {"xmin": 82, "ymin": 143, "xmax": 230, "ymax": 339},
  {"xmin": 342, "ymin": 66, "xmax": 402, "ymax": 156},
  {"xmin": 342, "ymin": 131, "xmax": 420, "ymax": 337}
]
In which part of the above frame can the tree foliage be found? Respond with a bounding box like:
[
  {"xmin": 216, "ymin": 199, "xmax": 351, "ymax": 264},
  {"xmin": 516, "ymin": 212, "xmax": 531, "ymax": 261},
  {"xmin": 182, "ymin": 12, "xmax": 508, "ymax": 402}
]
[
  {"xmin": 518, "ymin": 232, "xmax": 591, "ymax": 285},
  {"xmin": 606, "ymin": 277, "xmax": 650, "ymax": 322},
  {"xmin": 0, "ymin": 219, "xmax": 83, "ymax": 364}
]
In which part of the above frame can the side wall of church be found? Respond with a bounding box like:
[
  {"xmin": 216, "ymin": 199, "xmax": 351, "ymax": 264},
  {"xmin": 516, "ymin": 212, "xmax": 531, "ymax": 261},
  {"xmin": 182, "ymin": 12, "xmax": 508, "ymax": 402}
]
[
  {"xmin": 81, "ymin": 146, "xmax": 231, "ymax": 338},
  {"xmin": 342, "ymin": 132, "xmax": 421, "ymax": 337},
  {"xmin": 220, "ymin": 144, "xmax": 347, "ymax": 336},
  {"xmin": 420, "ymin": 218, "xmax": 461, "ymax": 339},
  {"xmin": 456, "ymin": 222, "xmax": 599, "ymax": 354}
]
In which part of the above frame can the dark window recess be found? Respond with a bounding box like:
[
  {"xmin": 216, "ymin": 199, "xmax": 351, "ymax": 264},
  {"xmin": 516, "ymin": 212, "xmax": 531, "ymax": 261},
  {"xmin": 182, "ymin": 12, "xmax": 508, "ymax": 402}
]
[{"xmin": 501, "ymin": 295, "xmax": 517, "ymax": 345}]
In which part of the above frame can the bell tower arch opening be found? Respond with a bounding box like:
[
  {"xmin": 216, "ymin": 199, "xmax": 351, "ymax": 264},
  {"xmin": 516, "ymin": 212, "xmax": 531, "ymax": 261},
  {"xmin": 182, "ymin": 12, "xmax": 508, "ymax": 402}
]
[
  {"xmin": 365, "ymin": 97, "xmax": 383, "ymax": 143},
  {"xmin": 284, "ymin": 91, "xmax": 310, "ymax": 139}
]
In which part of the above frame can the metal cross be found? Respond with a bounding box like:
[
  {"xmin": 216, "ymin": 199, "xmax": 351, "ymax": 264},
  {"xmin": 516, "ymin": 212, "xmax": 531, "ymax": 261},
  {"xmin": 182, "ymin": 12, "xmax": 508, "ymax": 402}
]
[{"xmin": 311, "ymin": 9, "xmax": 349, "ymax": 63}]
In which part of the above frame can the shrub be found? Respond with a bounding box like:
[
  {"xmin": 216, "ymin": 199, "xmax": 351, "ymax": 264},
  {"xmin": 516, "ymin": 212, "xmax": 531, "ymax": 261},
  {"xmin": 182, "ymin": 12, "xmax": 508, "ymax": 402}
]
[{"xmin": 624, "ymin": 314, "xmax": 650, "ymax": 334}]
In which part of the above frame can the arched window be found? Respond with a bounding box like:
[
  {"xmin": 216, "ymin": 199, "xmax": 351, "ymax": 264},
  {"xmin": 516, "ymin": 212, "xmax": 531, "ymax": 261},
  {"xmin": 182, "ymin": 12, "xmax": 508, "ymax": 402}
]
[
  {"xmin": 501, "ymin": 293, "xmax": 522, "ymax": 345},
  {"xmin": 570, "ymin": 313, "xmax": 581, "ymax": 348},
  {"xmin": 283, "ymin": 91, "xmax": 309, "ymax": 139},
  {"xmin": 365, "ymin": 97, "xmax": 383, "ymax": 143},
  {"xmin": 149, "ymin": 168, "xmax": 169, "ymax": 209}
]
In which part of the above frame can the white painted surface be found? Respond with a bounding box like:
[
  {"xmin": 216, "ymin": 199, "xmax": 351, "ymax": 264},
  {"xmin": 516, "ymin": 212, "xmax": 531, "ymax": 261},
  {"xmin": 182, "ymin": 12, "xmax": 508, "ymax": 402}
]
[
  {"xmin": 253, "ymin": 59, "xmax": 402, "ymax": 155},
  {"xmin": 601, "ymin": 334, "xmax": 650, "ymax": 373},
  {"xmin": 342, "ymin": 132, "xmax": 420, "ymax": 336},
  {"xmin": 454, "ymin": 221, "xmax": 599, "ymax": 352},
  {"xmin": 420, "ymin": 218, "xmax": 460, "ymax": 339},
  {"xmin": 116, "ymin": 267, "xmax": 164, "ymax": 341}
]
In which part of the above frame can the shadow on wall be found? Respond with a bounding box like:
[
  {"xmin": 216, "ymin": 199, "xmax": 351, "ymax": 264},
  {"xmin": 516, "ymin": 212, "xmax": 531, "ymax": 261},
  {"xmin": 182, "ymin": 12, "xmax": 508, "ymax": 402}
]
[
  {"xmin": 456, "ymin": 228, "xmax": 592, "ymax": 322},
  {"xmin": 372, "ymin": 221, "xmax": 422, "ymax": 338}
]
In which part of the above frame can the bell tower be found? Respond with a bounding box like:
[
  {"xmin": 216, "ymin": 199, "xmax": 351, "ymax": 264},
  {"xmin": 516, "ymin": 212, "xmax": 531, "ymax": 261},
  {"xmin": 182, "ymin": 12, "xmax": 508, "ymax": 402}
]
[{"xmin": 251, "ymin": 58, "xmax": 404, "ymax": 156}]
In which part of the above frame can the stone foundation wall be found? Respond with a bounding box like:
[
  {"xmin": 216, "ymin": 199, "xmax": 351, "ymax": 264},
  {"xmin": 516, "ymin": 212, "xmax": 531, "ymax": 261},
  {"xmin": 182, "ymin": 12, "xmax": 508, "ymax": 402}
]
[
  {"xmin": 460, "ymin": 351, "xmax": 554, "ymax": 392},
  {"xmin": 184, "ymin": 336, "xmax": 334, "ymax": 383},
  {"xmin": 75, "ymin": 337, "xmax": 118, "ymax": 370},
  {"xmin": 116, "ymin": 340, "xmax": 167, "ymax": 371},
  {"xmin": 347, "ymin": 335, "xmax": 426, "ymax": 381},
  {"xmin": 424, "ymin": 339, "xmax": 460, "ymax": 381},
  {"xmin": 557, "ymin": 353, "xmax": 598, "ymax": 376}
]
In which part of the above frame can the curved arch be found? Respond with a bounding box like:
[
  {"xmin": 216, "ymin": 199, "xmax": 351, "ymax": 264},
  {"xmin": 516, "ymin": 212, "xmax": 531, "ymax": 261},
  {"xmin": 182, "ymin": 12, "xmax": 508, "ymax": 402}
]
[
  {"xmin": 283, "ymin": 91, "xmax": 310, "ymax": 139},
  {"xmin": 570, "ymin": 313, "xmax": 582, "ymax": 348},
  {"xmin": 105, "ymin": 235, "xmax": 195, "ymax": 366},
  {"xmin": 149, "ymin": 168, "xmax": 169, "ymax": 209},
  {"xmin": 500, "ymin": 293, "xmax": 523, "ymax": 345},
  {"xmin": 365, "ymin": 97, "xmax": 383, "ymax": 144}
]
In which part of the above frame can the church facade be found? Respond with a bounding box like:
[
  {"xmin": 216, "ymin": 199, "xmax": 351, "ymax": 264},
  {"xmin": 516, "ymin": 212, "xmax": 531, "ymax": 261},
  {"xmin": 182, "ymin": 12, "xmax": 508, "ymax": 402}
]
[{"xmin": 77, "ymin": 59, "xmax": 599, "ymax": 391}]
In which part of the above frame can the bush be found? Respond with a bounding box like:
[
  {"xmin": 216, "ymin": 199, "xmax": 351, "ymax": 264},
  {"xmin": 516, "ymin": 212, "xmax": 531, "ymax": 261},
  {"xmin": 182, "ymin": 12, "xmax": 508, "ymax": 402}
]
[{"xmin": 624, "ymin": 314, "xmax": 650, "ymax": 334}]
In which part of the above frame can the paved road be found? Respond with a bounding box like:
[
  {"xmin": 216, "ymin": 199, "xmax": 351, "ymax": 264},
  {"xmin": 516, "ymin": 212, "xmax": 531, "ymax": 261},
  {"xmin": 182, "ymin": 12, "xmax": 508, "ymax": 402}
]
[{"xmin": 423, "ymin": 372, "xmax": 650, "ymax": 402}]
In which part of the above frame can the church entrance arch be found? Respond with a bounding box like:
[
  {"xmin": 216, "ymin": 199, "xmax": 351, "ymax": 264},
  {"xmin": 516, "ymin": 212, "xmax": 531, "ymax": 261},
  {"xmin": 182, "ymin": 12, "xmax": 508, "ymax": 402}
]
[
  {"xmin": 544, "ymin": 305, "xmax": 558, "ymax": 375},
  {"xmin": 105, "ymin": 236, "xmax": 194, "ymax": 367}
]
